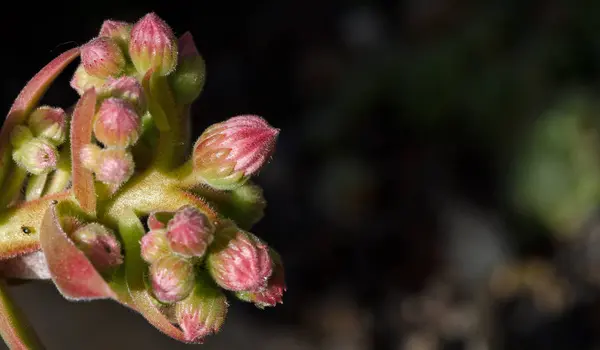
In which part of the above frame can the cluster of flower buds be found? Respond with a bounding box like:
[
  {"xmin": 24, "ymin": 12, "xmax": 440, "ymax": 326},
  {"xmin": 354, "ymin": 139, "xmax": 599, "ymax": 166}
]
[{"xmin": 0, "ymin": 11, "xmax": 284, "ymax": 347}]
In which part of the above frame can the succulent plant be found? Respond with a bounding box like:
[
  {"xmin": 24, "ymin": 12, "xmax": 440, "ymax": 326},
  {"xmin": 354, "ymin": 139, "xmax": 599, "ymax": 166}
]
[{"xmin": 0, "ymin": 12, "xmax": 284, "ymax": 347}]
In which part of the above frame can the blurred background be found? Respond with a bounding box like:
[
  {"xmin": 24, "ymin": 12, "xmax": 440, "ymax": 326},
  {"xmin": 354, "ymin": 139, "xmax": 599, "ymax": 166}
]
[{"xmin": 3, "ymin": 0, "xmax": 600, "ymax": 349}]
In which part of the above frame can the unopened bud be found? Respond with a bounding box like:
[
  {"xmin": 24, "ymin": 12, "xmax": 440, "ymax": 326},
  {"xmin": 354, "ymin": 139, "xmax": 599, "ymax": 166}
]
[
  {"xmin": 10, "ymin": 125, "xmax": 33, "ymax": 148},
  {"xmin": 149, "ymin": 255, "xmax": 195, "ymax": 303},
  {"xmin": 175, "ymin": 273, "xmax": 228, "ymax": 342},
  {"xmin": 147, "ymin": 211, "xmax": 174, "ymax": 230},
  {"xmin": 228, "ymin": 183, "xmax": 266, "ymax": 230},
  {"xmin": 81, "ymin": 37, "xmax": 126, "ymax": 78},
  {"xmin": 71, "ymin": 223, "xmax": 123, "ymax": 273},
  {"xmin": 207, "ymin": 224, "xmax": 273, "ymax": 291},
  {"xmin": 94, "ymin": 148, "xmax": 134, "ymax": 185},
  {"xmin": 166, "ymin": 206, "xmax": 214, "ymax": 258},
  {"xmin": 100, "ymin": 76, "xmax": 146, "ymax": 114},
  {"xmin": 28, "ymin": 106, "xmax": 67, "ymax": 145},
  {"xmin": 70, "ymin": 64, "xmax": 106, "ymax": 95},
  {"xmin": 12, "ymin": 138, "xmax": 58, "ymax": 175},
  {"xmin": 236, "ymin": 250, "xmax": 285, "ymax": 308},
  {"xmin": 140, "ymin": 229, "xmax": 171, "ymax": 264},
  {"xmin": 193, "ymin": 115, "xmax": 279, "ymax": 190},
  {"xmin": 169, "ymin": 55, "xmax": 205, "ymax": 105},
  {"xmin": 99, "ymin": 20, "xmax": 132, "ymax": 51},
  {"xmin": 129, "ymin": 13, "xmax": 178, "ymax": 76},
  {"xmin": 93, "ymin": 97, "xmax": 141, "ymax": 148}
]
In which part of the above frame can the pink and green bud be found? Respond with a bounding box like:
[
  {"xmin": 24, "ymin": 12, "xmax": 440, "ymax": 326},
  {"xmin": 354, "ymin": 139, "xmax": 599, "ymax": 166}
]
[
  {"xmin": 140, "ymin": 229, "xmax": 171, "ymax": 264},
  {"xmin": 100, "ymin": 76, "xmax": 146, "ymax": 114},
  {"xmin": 80, "ymin": 143, "xmax": 101, "ymax": 171},
  {"xmin": 169, "ymin": 33, "xmax": 205, "ymax": 104},
  {"xmin": 175, "ymin": 273, "xmax": 228, "ymax": 342},
  {"xmin": 12, "ymin": 138, "xmax": 58, "ymax": 174},
  {"xmin": 236, "ymin": 250, "xmax": 285, "ymax": 308},
  {"xmin": 71, "ymin": 223, "xmax": 123, "ymax": 273},
  {"xmin": 70, "ymin": 64, "xmax": 106, "ymax": 95},
  {"xmin": 147, "ymin": 211, "xmax": 174, "ymax": 230},
  {"xmin": 99, "ymin": 20, "xmax": 132, "ymax": 51},
  {"xmin": 150, "ymin": 255, "xmax": 195, "ymax": 303},
  {"xmin": 94, "ymin": 148, "xmax": 134, "ymax": 185},
  {"xmin": 28, "ymin": 106, "xmax": 67, "ymax": 146},
  {"xmin": 10, "ymin": 125, "xmax": 33, "ymax": 148},
  {"xmin": 166, "ymin": 205, "xmax": 214, "ymax": 258},
  {"xmin": 129, "ymin": 13, "xmax": 178, "ymax": 76},
  {"xmin": 81, "ymin": 37, "xmax": 126, "ymax": 78},
  {"xmin": 206, "ymin": 224, "xmax": 273, "ymax": 291},
  {"xmin": 93, "ymin": 97, "xmax": 141, "ymax": 148},
  {"xmin": 193, "ymin": 115, "xmax": 279, "ymax": 190}
]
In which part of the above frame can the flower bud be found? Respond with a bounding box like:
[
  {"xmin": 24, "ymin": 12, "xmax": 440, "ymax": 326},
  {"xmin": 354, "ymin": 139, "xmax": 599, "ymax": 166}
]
[
  {"xmin": 129, "ymin": 13, "xmax": 178, "ymax": 76},
  {"xmin": 12, "ymin": 138, "xmax": 58, "ymax": 175},
  {"xmin": 166, "ymin": 206, "xmax": 214, "ymax": 258},
  {"xmin": 169, "ymin": 55, "xmax": 205, "ymax": 105},
  {"xmin": 80, "ymin": 143, "xmax": 101, "ymax": 171},
  {"xmin": 70, "ymin": 64, "xmax": 106, "ymax": 95},
  {"xmin": 100, "ymin": 76, "xmax": 146, "ymax": 114},
  {"xmin": 236, "ymin": 250, "xmax": 285, "ymax": 308},
  {"xmin": 28, "ymin": 106, "xmax": 67, "ymax": 145},
  {"xmin": 99, "ymin": 20, "xmax": 132, "ymax": 51},
  {"xmin": 94, "ymin": 148, "xmax": 134, "ymax": 185},
  {"xmin": 147, "ymin": 211, "xmax": 174, "ymax": 230},
  {"xmin": 10, "ymin": 125, "xmax": 33, "ymax": 148},
  {"xmin": 207, "ymin": 224, "xmax": 273, "ymax": 291},
  {"xmin": 175, "ymin": 273, "xmax": 228, "ymax": 342},
  {"xmin": 81, "ymin": 37, "xmax": 126, "ymax": 78},
  {"xmin": 193, "ymin": 115, "xmax": 279, "ymax": 190},
  {"xmin": 228, "ymin": 183, "xmax": 266, "ymax": 230},
  {"xmin": 149, "ymin": 255, "xmax": 195, "ymax": 303},
  {"xmin": 141, "ymin": 229, "xmax": 171, "ymax": 264},
  {"xmin": 71, "ymin": 223, "xmax": 123, "ymax": 273},
  {"xmin": 93, "ymin": 97, "xmax": 141, "ymax": 148}
]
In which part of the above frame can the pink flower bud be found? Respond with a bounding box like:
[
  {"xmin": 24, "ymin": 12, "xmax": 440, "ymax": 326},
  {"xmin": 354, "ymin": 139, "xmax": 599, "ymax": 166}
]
[
  {"xmin": 149, "ymin": 255, "xmax": 195, "ymax": 303},
  {"xmin": 93, "ymin": 97, "xmax": 141, "ymax": 148},
  {"xmin": 236, "ymin": 250, "xmax": 285, "ymax": 308},
  {"xmin": 147, "ymin": 211, "xmax": 174, "ymax": 230},
  {"xmin": 94, "ymin": 148, "xmax": 134, "ymax": 185},
  {"xmin": 81, "ymin": 37, "xmax": 126, "ymax": 78},
  {"xmin": 71, "ymin": 223, "xmax": 123, "ymax": 273},
  {"xmin": 193, "ymin": 115, "xmax": 279, "ymax": 190},
  {"xmin": 175, "ymin": 273, "xmax": 228, "ymax": 342},
  {"xmin": 80, "ymin": 143, "xmax": 101, "ymax": 171},
  {"xmin": 28, "ymin": 106, "xmax": 67, "ymax": 146},
  {"xmin": 140, "ymin": 229, "xmax": 171, "ymax": 264},
  {"xmin": 10, "ymin": 125, "xmax": 33, "ymax": 148},
  {"xmin": 70, "ymin": 64, "xmax": 106, "ymax": 95},
  {"xmin": 12, "ymin": 137, "xmax": 58, "ymax": 174},
  {"xmin": 129, "ymin": 13, "xmax": 178, "ymax": 76},
  {"xmin": 206, "ymin": 224, "xmax": 273, "ymax": 291},
  {"xmin": 99, "ymin": 20, "xmax": 132, "ymax": 51},
  {"xmin": 166, "ymin": 206, "xmax": 214, "ymax": 258},
  {"xmin": 100, "ymin": 76, "xmax": 146, "ymax": 115}
]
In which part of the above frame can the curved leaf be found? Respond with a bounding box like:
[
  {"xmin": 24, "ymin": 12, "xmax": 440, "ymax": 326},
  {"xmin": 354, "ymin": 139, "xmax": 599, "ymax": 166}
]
[
  {"xmin": 0, "ymin": 48, "xmax": 80, "ymax": 188},
  {"xmin": 70, "ymin": 89, "xmax": 97, "ymax": 215},
  {"xmin": 39, "ymin": 202, "xmax": 115, "ymax": 301},
  {"xmin": 119, "ymin": 208, "xmax": 199, "ymax": 343},
  {"xmin": 0, "ymin": 251, "xmax": 50, "ymax": 280}
]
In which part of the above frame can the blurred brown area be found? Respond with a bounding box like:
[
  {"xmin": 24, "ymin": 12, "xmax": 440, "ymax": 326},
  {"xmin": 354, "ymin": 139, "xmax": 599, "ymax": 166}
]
[{"xmin": 4, "ymin": 0, "xmax": 600, "ymax": 349}]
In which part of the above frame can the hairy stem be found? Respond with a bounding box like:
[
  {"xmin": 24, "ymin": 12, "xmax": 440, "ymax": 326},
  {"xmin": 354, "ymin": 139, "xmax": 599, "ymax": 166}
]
[
  {"xmin": 45, "ymin": 143, "xmax": 71, "ymax": 195},
  {"xmin": 0, "ymin": 280, "xmax": 45, "ymax": 349},
  {"xmin": 0, "ymin": 167, "xmax": 27, "ymax": 209},
  {"xmin": 24, "ymin": 174, "xmax": 48, "ymax": 202}
]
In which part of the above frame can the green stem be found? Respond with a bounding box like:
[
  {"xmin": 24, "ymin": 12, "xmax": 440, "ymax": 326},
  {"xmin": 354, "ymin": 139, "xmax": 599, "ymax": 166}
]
[
  {"xmin": 24, "ymin": 174, "xmax": 47, "ymax": 201},
  {"xmin": 0, "ymin": 280, "xmax": 45, "ymax": 349},
  {"xmin": 45, "ymin": 144, "xmax": 71, "ymax": 195},
  {"xmin": 0, "ymin": 167, "xmax": 27, "ymax": 209}
]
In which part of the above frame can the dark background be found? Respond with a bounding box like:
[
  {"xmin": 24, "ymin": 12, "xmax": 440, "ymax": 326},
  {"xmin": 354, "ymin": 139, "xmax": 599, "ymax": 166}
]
[{"xmin": 3, "ymin": 1, "xmax": 600, "ymax": 349}]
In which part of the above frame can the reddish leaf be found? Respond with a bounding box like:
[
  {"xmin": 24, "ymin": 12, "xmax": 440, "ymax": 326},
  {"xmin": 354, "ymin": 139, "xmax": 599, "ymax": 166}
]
[
  {"xmin": 39, "ymin": 202, "xmax": 115, "ymax": 300},
  {"xmin": 0, "ymin": 251, "xmax": 50, "ymax": 280},
  {"xmin": 0, "ymin": 48, "xmax": 80, "ymax": 187},
  {"xmin": 70, "ymin": 89, "xmax": 97, "ymax": 215},
  {"xmin": 119, "ymin": 209, "xmax": 198, "ymax": 343}
]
